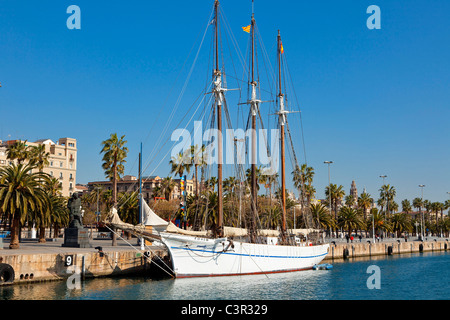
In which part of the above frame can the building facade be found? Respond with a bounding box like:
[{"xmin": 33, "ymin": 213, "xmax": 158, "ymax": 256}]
[
  {"xmin": 87, "ymin": 175, "xmax": 196, "ymax": 204},
  {"xmin": 0, "ymin": 138, "xmax": 77, "ymax": 197}
]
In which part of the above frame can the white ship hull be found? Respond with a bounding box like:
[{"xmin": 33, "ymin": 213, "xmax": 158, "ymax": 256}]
[{"xmin": 161, "ymin": 233, "xmax": 329, "ymax": 278}]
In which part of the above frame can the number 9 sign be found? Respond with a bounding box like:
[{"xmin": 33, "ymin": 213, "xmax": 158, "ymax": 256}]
[{"xmin": 65, "ymin": 255, "xmax": 74, "ymax": 267}]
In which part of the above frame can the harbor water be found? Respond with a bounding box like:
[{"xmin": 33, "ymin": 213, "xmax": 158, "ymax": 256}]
[{"xmin": 1, "ymin": 251, "xmax": 448, "ymax": 300}]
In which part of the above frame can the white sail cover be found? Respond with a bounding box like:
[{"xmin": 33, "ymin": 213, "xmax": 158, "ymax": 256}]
[
  {"xmin": 141, "ymin": 199, "xmax": 170, "ymax": 227},
  {"xmin": 107, "ymin": 201, "xmax": 320, "ymax": 238}
]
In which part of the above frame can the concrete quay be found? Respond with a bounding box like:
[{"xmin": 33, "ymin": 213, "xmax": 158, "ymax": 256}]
[
  {"xmin": 323, "ymin": 238, "xmax": 449, "ymax": 261},
  {"xmin": 0, "ymin": 237, "xmax": 169, "ymax": 286}
]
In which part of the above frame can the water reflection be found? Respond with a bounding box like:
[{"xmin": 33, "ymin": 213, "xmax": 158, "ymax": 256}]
[{"xmin": 1, "ymin": 252, "xmax": 448, "ymax": 300}]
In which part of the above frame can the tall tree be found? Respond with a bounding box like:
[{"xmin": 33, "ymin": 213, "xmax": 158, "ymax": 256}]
[
  {"xmin": 358, "ymin": 192, "xmax": 373, "ymax": 221},
  {"xmin": 401, "ymin": 199, "xmax": 412, "ymax": 214},
  {"xmin": 100, "ymin": 133, "xmax": 129, "ymax": 206},
  {"xmin": 29, "ymin": 144, "xmax": 50, "ymax": 171},
  {"xmin": 100, "ymin": 133, "xmax": 128, "ymax": 246},
  {"xmin": 6, "ymin": 140, "xmax": 30, "ymax": 164},
  {"xmin": 338, "ymin": 206, "xmax": 364, "ymax": 238},
  {"xmin": 0, "ymin": 163, "xmax": 49, "ymax": 249}
]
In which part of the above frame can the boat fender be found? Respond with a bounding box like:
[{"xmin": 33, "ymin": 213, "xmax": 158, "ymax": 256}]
[{"xmin": 0, "ymin": 263, "xmax": 15, "ymax": 285}]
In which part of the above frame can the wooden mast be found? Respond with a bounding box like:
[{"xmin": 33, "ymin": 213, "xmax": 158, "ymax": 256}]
[
  {"xmin": 214, "ymin": 0, "xmax": 224, "ymax": 238},
  {"xmin": 277, "ymin": 31, "xmax": 287, "ymax": 241},
  {"xmin": 249, "ymin": 8, "xmax": 258, "ymax": 243}
]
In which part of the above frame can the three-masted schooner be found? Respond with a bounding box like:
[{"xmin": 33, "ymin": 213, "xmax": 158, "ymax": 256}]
[{"xmin": 107, "ymin": 0, "xmax": 329, "ymax": 278}]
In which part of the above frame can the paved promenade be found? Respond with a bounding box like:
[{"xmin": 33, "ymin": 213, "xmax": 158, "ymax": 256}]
[{"xmin": 0, "ymin": 237, "xmax": 148, "ymax": 256}]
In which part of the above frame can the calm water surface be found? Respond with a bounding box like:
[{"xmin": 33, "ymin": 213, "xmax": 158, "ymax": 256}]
[{"xmin": 1, "ymin": 252, "xmax": 449, "ymax": 300}]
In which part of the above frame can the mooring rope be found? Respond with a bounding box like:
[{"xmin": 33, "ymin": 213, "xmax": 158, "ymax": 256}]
[{"xmin": 103, "ymin": 224, "xmax": 175, "ymax": 279}]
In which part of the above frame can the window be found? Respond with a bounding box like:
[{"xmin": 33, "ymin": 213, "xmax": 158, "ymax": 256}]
[
  {"xmin": 60, "ymin": 161, "xmax": 63, "ymax": 167},
  {"xmin": 59, "ymin": 172, "xmax": 63, "ymax": 179},
  {"xmin": 50, "ymin": 161, "xmax": 53, "ymax": 167},
  {"xmin": 50, "ymin": 171, "xmax": 53, "ymax": 177}
]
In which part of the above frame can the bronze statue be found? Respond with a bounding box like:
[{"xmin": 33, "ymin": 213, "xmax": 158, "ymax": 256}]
[{"xmin": 67, "ymin": 193, "xmax": 83, "ymax": 229}]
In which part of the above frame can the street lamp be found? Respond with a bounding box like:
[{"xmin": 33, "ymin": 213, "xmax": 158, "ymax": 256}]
[
  {"xmin": 324, "ymin": 161, "xmax": 333, "ymax": 237},
  {"xmin": 379, "ymin": 175, "xmax": 388, "ymax": 217},
  {"xmin": 419, "ymin": 185, "xmax": 425, "ymax": 240}
]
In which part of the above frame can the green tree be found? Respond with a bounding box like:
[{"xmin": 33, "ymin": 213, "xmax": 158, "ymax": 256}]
[
  {"xmin": 29, "ymin": 144, "xmax": 50, "ymax": 171},
  {"xmin": 358, "ymin": 192, "xmax": 373, "ymax": 220},
  {"xmin": 310, "ymin": 203, "xmax": 334, "ymax": 232},
  {"xmin": 100, "ymin": 133, "xmax": 128, "ymax": 246},
  {"xmin": 100, "ymin": 133, "xmax": 129, "ymax": 206},
  {"xmin": 390, "ymin": 213, "xmax": 412, "ymax": 237},
  {"xmin": 401, "ymin": 199, "xmax": 412, "ymax": 214},
  {"xmin": 338, "ymin": 206, "xmax": 364, "ymax": 238},
  {"xmin": 325, "ymin": 183, "xmax": 345, "ymax": 221},
  {"xmin": 6, "ymin": 140, "xmax": 30, "ymax": 164},
  {"xmin": 0, "ymin": 163, "xmax": 50, "ymax": 249}
]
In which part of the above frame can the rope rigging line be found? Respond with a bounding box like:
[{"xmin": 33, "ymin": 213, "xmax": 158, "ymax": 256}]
[{"xmin": 103, "ymin": 224, "xmax": 175, "ymax": 279}]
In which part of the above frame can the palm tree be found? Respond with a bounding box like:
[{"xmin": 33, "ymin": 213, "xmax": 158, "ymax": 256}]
[
  {"xmin": 6, "ymin": 140, "xmax": 30, "ymax": 164},
  {"xmin": 29, "ymin": 144, "xmax": 51, "ymax": 242},
  {"xmin": 344, "ymin": 195, "xmax": 356, "ymax": 208},
  {"xmin": 390, "ymin": 213, "xmax": 412, "ymax": 238},
  {"xmin": 310, "ymin": 203, "xmax": 334, "ymax": 232},
  {"xmin": 338, "ymin": 206, "xmax": 364, "ymax": 238},
  {"xmin": 368, "ymin": 208, "xmax": 391, "ymax": 238},
  {"xmin": 379, "ymin": 184, "xmax": 396, "ymax": 215},
  {"xmin": 0, "ymin": 163, "xmax": 50, "ymax": 249},
  {"xmin": 325, "ymin": 183, "xmax": 345, "ymax": 221},
  {"xmin": 29, "ymin": 144, "xmax": 50, "ymax": 171},
  {"xmin": 206, "ymin": 177, "xmax": 218, "ymax": 192},
  {"xmin": 100, "ymin": 133, "xmax": 128, "ymax": 206},
  {"xmin": 431, "ymin": 202, "xmax": 443, "ymax": 234},
  {"xmin": 160, "ymin": 177, "xmax": 176, "ymax": 201},
  {"xmin": 401, "ymin": 199, "xmax": 412, "ymax": 214},
  {"xmin": 48, "ymin": 194, "xmax": 69, "ymax": 238},
  {"xmin": 118, "ymin": 192, "xmax": 139, "ymax": 239},
  {"xmin": 358, "ymin": 192, "xmax": 372, "ymax": 220},
  {"xmin": 170, "ymin": 150, "xmax": 192, "ymax": 204},
  {"xmin": 190, "ymin": 144, "xmax": 206, "ymax": 198},
  {"xmin": 292, "ymin": 164, "xmax": 315, "ymax": 208},
  {"xmin": 170, "ymin": 150, "xmax": 192, "ymax": 180}
]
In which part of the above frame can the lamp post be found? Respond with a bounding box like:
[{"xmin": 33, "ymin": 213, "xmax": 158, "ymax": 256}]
[
  {"xmin": 379, "ymin": 175, "xmax": 387, "ymax": 216},
  {"xmin": 419, "ymin": 185, "xmax": 425, "ymax": 240},
  {"xmin": 324, "ymin": 161, "xmax": 333, "ymax": 238}
]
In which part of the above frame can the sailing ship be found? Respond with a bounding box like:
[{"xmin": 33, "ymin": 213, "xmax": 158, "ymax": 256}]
[{"xmin": 107, "ymin": 0, "xmax": 329, "ymax": 278}]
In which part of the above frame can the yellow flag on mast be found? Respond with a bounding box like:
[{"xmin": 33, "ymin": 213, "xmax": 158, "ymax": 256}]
[{"xmin": 242, "ymin": 25, "xmax": 251, "ymax": 33}]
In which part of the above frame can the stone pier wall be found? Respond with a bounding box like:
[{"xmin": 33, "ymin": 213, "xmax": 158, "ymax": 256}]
[
  {"xmin": 0, "ymin": 248, "xmax": 167, "ymax": 285},
  {"xmin": 324, "ymin": 240, "xmax": 449, "ymax": 261}
]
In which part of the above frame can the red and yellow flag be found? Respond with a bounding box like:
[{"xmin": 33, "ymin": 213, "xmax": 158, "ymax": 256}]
[
  {"xmin": 242, "ymin": 25, "xmax": 251, "ymax": 33},
  {"xmin": 280, "ymin": 42, "xmax": 284, "ymax": 54}
]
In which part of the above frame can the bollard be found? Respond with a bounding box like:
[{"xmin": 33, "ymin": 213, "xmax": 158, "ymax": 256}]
[
  {"xmin": 343, "ymin": 248, "xmax": 350, "ymax": 260},
  {"xmin": 387, "ymin": 246, "xmax": 393, "ymax": 256}
]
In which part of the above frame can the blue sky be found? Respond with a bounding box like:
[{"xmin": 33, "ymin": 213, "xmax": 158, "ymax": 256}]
[{"xmin": 1, "ymin": 0, "xmax": 449, "ymax": 205}]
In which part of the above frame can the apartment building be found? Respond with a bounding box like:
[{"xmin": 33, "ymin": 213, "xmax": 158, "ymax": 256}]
[
  {"xmin": 0, "ymin": 137, "xmax": 77, "ymax": 197},
  {"xmin": 87, "ymin": 175, "xmax": 196, "ymax": 204}
]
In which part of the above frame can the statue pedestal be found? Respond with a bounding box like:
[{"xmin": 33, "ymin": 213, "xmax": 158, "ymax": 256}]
[{"xmin": 62, "ymin": 228, "xmax": 91, "ymax": 248}]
